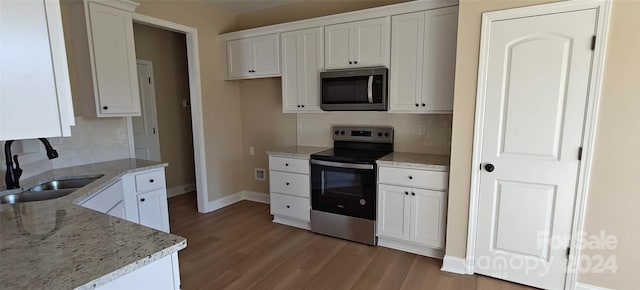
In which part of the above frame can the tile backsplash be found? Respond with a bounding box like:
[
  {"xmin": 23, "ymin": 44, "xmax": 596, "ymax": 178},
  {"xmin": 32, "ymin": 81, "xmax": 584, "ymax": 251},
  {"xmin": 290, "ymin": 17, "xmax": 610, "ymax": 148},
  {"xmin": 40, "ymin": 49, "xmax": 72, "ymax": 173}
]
[
  {"xmin": 0, "ymin": 117, "xmax": 130, "ymax": 189},
  {"xmin": 297, "ymin": 112, "xmax": 452, "ymax": 155}
]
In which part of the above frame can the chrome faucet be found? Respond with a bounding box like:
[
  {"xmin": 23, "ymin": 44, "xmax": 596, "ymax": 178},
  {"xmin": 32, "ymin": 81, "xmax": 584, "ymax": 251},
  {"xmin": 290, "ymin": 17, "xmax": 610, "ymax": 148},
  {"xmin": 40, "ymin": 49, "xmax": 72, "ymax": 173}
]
[{"xmin": 4, "ymin": 138, "xmax": 59, "ymax": 189}]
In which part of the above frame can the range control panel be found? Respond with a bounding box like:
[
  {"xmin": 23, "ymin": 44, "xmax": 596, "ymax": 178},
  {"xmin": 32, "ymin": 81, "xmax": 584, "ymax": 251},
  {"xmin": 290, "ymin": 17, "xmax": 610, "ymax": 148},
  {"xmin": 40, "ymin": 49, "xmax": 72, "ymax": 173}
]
[{"xmin": 332, "ymin": 126, "xmax": 394, "ymax": 144}]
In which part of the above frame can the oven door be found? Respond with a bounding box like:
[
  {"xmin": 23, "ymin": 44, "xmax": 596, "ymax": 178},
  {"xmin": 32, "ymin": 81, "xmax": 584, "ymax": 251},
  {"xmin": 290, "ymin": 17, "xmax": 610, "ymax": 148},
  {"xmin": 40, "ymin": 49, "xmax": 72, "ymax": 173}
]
[{"xmin": 310, "ymin": 159, "xmax": 376, "ymax": 220}]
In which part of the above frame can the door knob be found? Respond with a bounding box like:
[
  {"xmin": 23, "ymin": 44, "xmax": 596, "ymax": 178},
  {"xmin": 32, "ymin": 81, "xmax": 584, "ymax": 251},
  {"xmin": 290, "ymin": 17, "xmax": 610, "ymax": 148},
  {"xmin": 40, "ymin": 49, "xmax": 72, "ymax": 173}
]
[{"xmin": 484, "ymin": 163, "xmax": 495, "ymax": 172}]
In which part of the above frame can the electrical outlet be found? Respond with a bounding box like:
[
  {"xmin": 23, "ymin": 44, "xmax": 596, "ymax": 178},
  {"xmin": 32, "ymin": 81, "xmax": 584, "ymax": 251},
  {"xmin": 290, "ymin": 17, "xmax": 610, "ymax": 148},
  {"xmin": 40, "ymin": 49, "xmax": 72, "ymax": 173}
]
[
  {"xmin": 249, "ymin": 146, "xmax": 255, "ymax": 156},
  {"xmin": 254, "ymin": 168, "xmax": 266, "ymax": 181}
]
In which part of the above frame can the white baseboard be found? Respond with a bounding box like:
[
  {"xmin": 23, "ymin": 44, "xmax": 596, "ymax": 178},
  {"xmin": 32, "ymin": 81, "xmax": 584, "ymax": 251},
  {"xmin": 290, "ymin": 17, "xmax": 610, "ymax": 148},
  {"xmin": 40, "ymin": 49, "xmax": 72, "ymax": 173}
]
[
  {"xmin": 243, "ymin": 191, "xmax": 270, "ymax": 204},
  {"xmin": 575, "ymin": 282, "xmax": 611, "ymax": 290},
  {"xmin": 204, "ymin": 191, "xmax": 270, "ymax": 213},
  {"xmin": 441, "ymin": 255, "xmax": 467, "ymax": 275},
  {"xmin": 378, "ymin": 237, "xmax": 444, "ymax": 259},
  {"xmin": 167, "ymin": 183, "xmax": 196, "ymax": 198}
]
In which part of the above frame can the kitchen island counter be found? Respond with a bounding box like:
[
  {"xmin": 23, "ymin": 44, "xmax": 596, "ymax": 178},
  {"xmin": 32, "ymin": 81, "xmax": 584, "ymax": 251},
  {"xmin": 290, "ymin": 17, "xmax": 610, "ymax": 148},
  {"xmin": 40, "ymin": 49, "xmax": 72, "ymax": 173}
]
[{"xmin": 0, "ymin": 159, "xmax": 186, "ymax": 289}]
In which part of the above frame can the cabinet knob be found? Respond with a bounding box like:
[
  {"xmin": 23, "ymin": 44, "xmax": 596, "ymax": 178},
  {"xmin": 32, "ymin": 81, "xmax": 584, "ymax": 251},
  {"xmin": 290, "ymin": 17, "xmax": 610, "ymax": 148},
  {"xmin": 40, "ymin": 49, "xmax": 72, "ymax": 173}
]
[
  {"xmin": 297, "ymin": 105, "xmax": 301, "ymax": 108},
  {"xmin": 354, "ymin": 61, "xmax": 358, "ymax": 64},
  {"xmin": 349, "ymin": 61, "xmax": 353, "ymax": 64},
  {"xmin": 411, "ymin": 192, "xmax": 416, "ymax": 196},
  {"xmin": 285, "ymin": 163, "xmax": 289, "ymax": 166},
  {"xmin": 421, "ymin": 103, "xmax": 426, "ymax": 107},
  {"xmin": 408, "ymin": 176, "xmax": 413, "ymax": 180},
  {"xmin": 286, "ymin": 182, "xmax": 290, "ymax": 186},
  {"xmin": 301, "ymin": 105, "xmax": 305, "ymax": 108},
  {"xmin": 405, "ymin": 191, "xmax": 409, "ymax": 195},
  {"xmin": 103, "ymin": 106, "xmax": 109, "ymax": 110},
  {"xmin": 149, "ymin": 179, "xmax": 154, "ymax": 183},
  {"xmin": 140, "ymin": 198, "xmax": 146, "ymax": 202},
  {"xmin": 415, "ymin": 104, "xmax": 419, "ymax": 107},
  {"xmin": 286, "ymin": 205, "xmax": 290, "ymax": 208}
]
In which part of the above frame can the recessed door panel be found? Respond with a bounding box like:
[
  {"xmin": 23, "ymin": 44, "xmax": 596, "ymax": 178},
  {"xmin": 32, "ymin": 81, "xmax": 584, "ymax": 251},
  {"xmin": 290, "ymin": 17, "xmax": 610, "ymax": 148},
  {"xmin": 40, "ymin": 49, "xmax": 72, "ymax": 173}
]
[
  {"xmin": 500, "ymin": 36, "xmax": 571, "ymax": 159},
  {"xmin": 493, "ymin": 181, "xmax": 556, "ymax": 259}
]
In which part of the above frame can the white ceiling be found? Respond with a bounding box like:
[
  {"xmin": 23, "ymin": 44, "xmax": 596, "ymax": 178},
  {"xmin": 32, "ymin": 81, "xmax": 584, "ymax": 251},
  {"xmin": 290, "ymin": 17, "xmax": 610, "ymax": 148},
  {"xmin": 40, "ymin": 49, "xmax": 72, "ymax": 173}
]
[{"xmin": 205, "ymin": 0, "xmax": 308, "ymax": 14}]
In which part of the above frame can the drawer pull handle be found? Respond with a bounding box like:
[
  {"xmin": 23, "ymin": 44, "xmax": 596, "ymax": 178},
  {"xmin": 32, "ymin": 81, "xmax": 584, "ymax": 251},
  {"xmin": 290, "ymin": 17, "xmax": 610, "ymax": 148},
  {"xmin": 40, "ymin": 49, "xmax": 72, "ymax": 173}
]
[
  {"xmin": 140, "ymin": 198, "xmax": 146, "ymax": 202},
  {"xmin": 149, "ymin": 179, "xmax": 155, "ymax": 183},
  {"xmin": 408, "ymin": 176, "xmax": 413, "ymax": 180},
  {"xmin": 286, "ymin": 182, "xmax": 290, "ymax": 186},
  {"xmin": 286, "ymin": 205, "xmax": 290, "ymax": 208}
]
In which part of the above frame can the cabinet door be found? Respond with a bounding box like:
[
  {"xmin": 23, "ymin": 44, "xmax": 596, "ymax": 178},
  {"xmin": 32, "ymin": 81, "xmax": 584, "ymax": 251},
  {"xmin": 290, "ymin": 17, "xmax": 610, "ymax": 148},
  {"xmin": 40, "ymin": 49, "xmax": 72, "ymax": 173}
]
[
  {"xmin": 353, "ymin": 17, "xmax": 389, "ymax": 68},
  {"xmin": 377, "ymin": 184, "xmax": 410, "ymax": 240},
  {"xmin": 409, "ymin": 188, "xmax": 447, "ymax": 248},
  {"xmin": 227, "ymin": 38, "xmax": 252, "ymax": 78},
  {"xmin": 137, "ymin": 189, "xmax": 170, "ymax": 233},
  {"xmin": 0, "ymin": 0, "xmax": 74, "ymax": 140},
  {"xmin": 282, "ymin": 27, "xmax": 323, "ymax": 113},
  {"xmin": 88, "ymin": 2, "xmax": 141, "ymax": 116},
  {"xmin": 298, "ymin": 28, "xmax": 323, "ymax": 111},
  {"xmin": 421, "ymin": 7, "xmax": 458, "ymax": 112},
  {"xmin": 280, "ymin": 31, "xmax": 301, "ymax": 112},
  {"xmin": 252, "ymin": 34, "xmax": 280, "ymax": 76},
  {"xmin": 389, "ymin": 12, "xmax": 425, "ymax": 113},
  {"xmin": 324, "ymin": 22, "xmax": 353, "ymax": 70}
]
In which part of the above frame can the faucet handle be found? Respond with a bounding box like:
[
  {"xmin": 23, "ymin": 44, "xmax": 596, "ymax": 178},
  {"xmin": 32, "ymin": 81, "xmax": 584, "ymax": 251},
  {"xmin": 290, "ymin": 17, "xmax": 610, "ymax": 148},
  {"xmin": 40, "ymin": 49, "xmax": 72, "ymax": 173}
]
[{"xmin": 13, "ymin": 155, "xmax": 22, "ymax": 179}]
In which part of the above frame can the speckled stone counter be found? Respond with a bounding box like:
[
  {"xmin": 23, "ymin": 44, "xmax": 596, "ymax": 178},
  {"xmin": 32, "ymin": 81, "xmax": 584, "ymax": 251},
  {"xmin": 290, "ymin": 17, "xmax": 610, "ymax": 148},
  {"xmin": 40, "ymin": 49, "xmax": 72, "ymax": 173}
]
[
  {"xmin": 0, "ymin": 159, "xmax": 187, "ymax": 289},
  {"xmin": 377, "ymin": 152, "xmax": 450, "ymax": 171},
  {"xmin": 267, "ymin": 145, "xmax": 330, "ymax": 159}
]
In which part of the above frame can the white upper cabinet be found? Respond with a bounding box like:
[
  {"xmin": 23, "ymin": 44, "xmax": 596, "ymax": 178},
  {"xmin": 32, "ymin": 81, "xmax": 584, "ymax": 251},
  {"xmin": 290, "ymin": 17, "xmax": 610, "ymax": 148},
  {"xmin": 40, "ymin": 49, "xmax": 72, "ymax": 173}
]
[
  {"xmin": 88, "ymin": 1, "xmax": 140, "ymax": 116},
  {"xmin": 227, "ymin": 34, "xmax": 280, "ymax": 79},
  {"xmin": 281, "ymin": 27, "xmax": 324, "ymax": 113},
  {"xmin": 63, "ymin": 0, "xmax": 140, "ymax": 118},
  {"xmin": 0, "ymin": 0, "xmax": 75, "ymax": 140},
  {"xmin": 324, "ymin": 17, "xmax": 389, "ymax": 70},
  {"xmin": 389, "ymin": 7, "xmax": 458, "ymax": 113}
]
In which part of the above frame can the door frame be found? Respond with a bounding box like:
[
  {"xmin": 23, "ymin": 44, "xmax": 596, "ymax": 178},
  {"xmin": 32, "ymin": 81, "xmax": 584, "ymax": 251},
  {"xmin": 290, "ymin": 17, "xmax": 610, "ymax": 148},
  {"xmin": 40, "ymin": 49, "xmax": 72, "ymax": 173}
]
[
  {"xmin": 126, "ymin": 13, "xmax": 209, "ymax": 213},
  {"xmin": 465, "ymin": 1, "xmax": 611, "ymax": 289},
  {"xmin": 133, "ymin": 59, "xmax": 162, "ymax": 162}
]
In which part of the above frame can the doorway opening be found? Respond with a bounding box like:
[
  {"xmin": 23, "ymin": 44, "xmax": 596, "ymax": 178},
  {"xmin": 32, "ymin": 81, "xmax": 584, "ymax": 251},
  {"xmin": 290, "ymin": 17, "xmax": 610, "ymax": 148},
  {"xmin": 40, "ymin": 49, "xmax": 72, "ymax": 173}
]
[{"xmin": 126, "ymin": 14, "xmax": 209, "ymax": 213}]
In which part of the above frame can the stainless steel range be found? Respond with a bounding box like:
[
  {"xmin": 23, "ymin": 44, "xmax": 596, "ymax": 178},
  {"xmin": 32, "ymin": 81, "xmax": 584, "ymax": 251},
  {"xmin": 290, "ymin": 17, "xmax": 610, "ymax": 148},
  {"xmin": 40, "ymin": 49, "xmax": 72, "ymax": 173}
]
[{"xmin": 310, "ymin": 126, "xmax": 393, "ymax": 245}]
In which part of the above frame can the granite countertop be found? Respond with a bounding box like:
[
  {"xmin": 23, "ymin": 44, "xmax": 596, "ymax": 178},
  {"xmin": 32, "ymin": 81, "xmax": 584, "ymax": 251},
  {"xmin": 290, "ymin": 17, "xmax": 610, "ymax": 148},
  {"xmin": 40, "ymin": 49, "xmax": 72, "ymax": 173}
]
[
  {"xmin": 0, "ymin": 159, "xmax": 187, "ymax": 289},
  {"xmin": 377, "ymin": 152, "xmax": 450, "ymax": 171},
  {"xmin": 267, "ymin": 145, "xmax": 330, "ymax": 159}
]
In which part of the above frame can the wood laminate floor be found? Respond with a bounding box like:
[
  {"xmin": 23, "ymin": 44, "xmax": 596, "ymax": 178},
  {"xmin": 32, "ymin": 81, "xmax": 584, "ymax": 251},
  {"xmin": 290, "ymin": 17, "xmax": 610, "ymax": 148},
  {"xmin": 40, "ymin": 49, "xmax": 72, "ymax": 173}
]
[{"xmin": 168, "ymin": 193, "xmax": 536, "ymax": 290}]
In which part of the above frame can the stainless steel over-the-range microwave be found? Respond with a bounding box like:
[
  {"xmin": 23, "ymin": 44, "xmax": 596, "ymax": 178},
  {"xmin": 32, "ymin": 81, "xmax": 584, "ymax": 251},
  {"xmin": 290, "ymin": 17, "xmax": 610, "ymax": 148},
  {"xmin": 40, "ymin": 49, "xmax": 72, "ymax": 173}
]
[{"xmin": 320, "ymin": 67, "xmax": 388, "ymax": 111}]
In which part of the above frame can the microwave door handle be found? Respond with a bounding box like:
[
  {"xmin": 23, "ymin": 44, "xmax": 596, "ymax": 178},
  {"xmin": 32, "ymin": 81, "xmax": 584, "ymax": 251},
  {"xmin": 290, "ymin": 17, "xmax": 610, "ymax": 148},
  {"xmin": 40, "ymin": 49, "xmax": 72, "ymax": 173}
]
[{"xmin": 367, "ymin": 75, "xmax": 373, "ymax": 104}]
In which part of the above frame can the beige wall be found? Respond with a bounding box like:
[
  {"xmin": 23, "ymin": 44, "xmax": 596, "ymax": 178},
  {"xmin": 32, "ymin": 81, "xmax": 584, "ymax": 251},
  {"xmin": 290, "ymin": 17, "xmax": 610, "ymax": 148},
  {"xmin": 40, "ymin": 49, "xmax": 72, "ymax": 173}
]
[
  {"xmin": 135, "ymin": 0, "xmax": 244, "ymax": 201},
  {"xmin": 579, "ymin": 0, "xmax": 640, "ymax": 288},
  {"xmin": 236, "ymin": 0, "xmax": 409, "ymax": 30},
  {"xmin": 447, "ymin": 0, "xmax": 640, "ymax": 288},
  {"xmin": 236, "ymin": 0, "xmax": 435, "ymax": 194},
  {"xmin": 297, "ymin": 113, "xmax": 452, "ymax": 154},
  {"xmin": 133, "ymin": 23, "xmax": 196, "ymax": 190},
  {"xmin": 240, "ymin": 79, "xmax": 297, "ymax": 193}
]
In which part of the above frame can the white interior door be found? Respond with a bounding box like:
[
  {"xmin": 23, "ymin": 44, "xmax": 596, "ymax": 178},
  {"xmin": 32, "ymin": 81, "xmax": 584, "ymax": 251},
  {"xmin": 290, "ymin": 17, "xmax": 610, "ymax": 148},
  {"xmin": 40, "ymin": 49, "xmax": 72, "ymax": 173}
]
[
  {"xmin": 132, "ymin": 60, "xmax": 161, "ymax": 162},
  {"xmin": 475, "ymin": 9, "xmax": 597, "ymax": 289}
]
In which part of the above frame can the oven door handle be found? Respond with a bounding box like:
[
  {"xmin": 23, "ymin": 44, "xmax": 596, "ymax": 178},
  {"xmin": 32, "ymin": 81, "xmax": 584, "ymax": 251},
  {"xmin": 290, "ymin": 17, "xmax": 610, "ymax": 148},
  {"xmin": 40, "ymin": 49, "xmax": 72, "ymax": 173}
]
[
  {"xmin": 367, "ymin": 75, "xmax": 374, "ymax": 104},
  {"xmin": 311, "ymin": 159, "xmax": 374, "ymax": 170}
]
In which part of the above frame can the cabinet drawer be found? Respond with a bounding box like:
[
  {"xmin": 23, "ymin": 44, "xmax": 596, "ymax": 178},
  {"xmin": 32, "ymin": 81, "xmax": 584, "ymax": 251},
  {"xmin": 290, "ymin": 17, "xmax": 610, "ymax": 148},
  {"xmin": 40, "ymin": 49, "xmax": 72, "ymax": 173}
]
[
  {"xmin": 269, "ymin": 156, "xmax": 309, "ymax": 174},
  {"xmin": 270, "ymin": 193, "xmax": 310, "ymax": 221},
  {"xmin": 135, "ymin": 169, "xmax": 165, "ymax": 193},
  {"xmin": 269, "ymin": 171, "xmax": 310, "ymax": 198},
  {"xmin": 379, "ymin": 167, "xmax": 448, "ymax": 190},
  {"xmin": 81, "ymin": 180, "xmax": 124, "ymax": 213}
]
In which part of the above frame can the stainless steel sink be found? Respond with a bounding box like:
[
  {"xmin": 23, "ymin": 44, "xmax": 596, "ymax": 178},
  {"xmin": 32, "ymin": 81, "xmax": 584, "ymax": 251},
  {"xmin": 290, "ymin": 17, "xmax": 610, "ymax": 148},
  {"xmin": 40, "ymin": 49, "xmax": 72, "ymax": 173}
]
[{"xmin": 0, "ymin": 175, "xmax": 104, "ymax": 205}]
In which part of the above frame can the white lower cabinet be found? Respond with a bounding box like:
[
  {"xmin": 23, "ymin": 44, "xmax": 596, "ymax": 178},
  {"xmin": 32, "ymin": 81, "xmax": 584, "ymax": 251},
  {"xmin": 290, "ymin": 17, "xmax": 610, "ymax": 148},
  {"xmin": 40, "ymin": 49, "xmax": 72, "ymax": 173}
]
[
  {"xmin": 377, "ymin": 166, "xmax": 448, "ymax": 258},
  {"xmin": 78, "ymin": 167, "xmax": 178, "ymax": 289},
  {"xmin": 268, "ymin": 155, "xmax": 311, "ymax": 229},
  {"xmin": 137, "ymin": 189, "xmax": 170, "ymax": 232}
]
